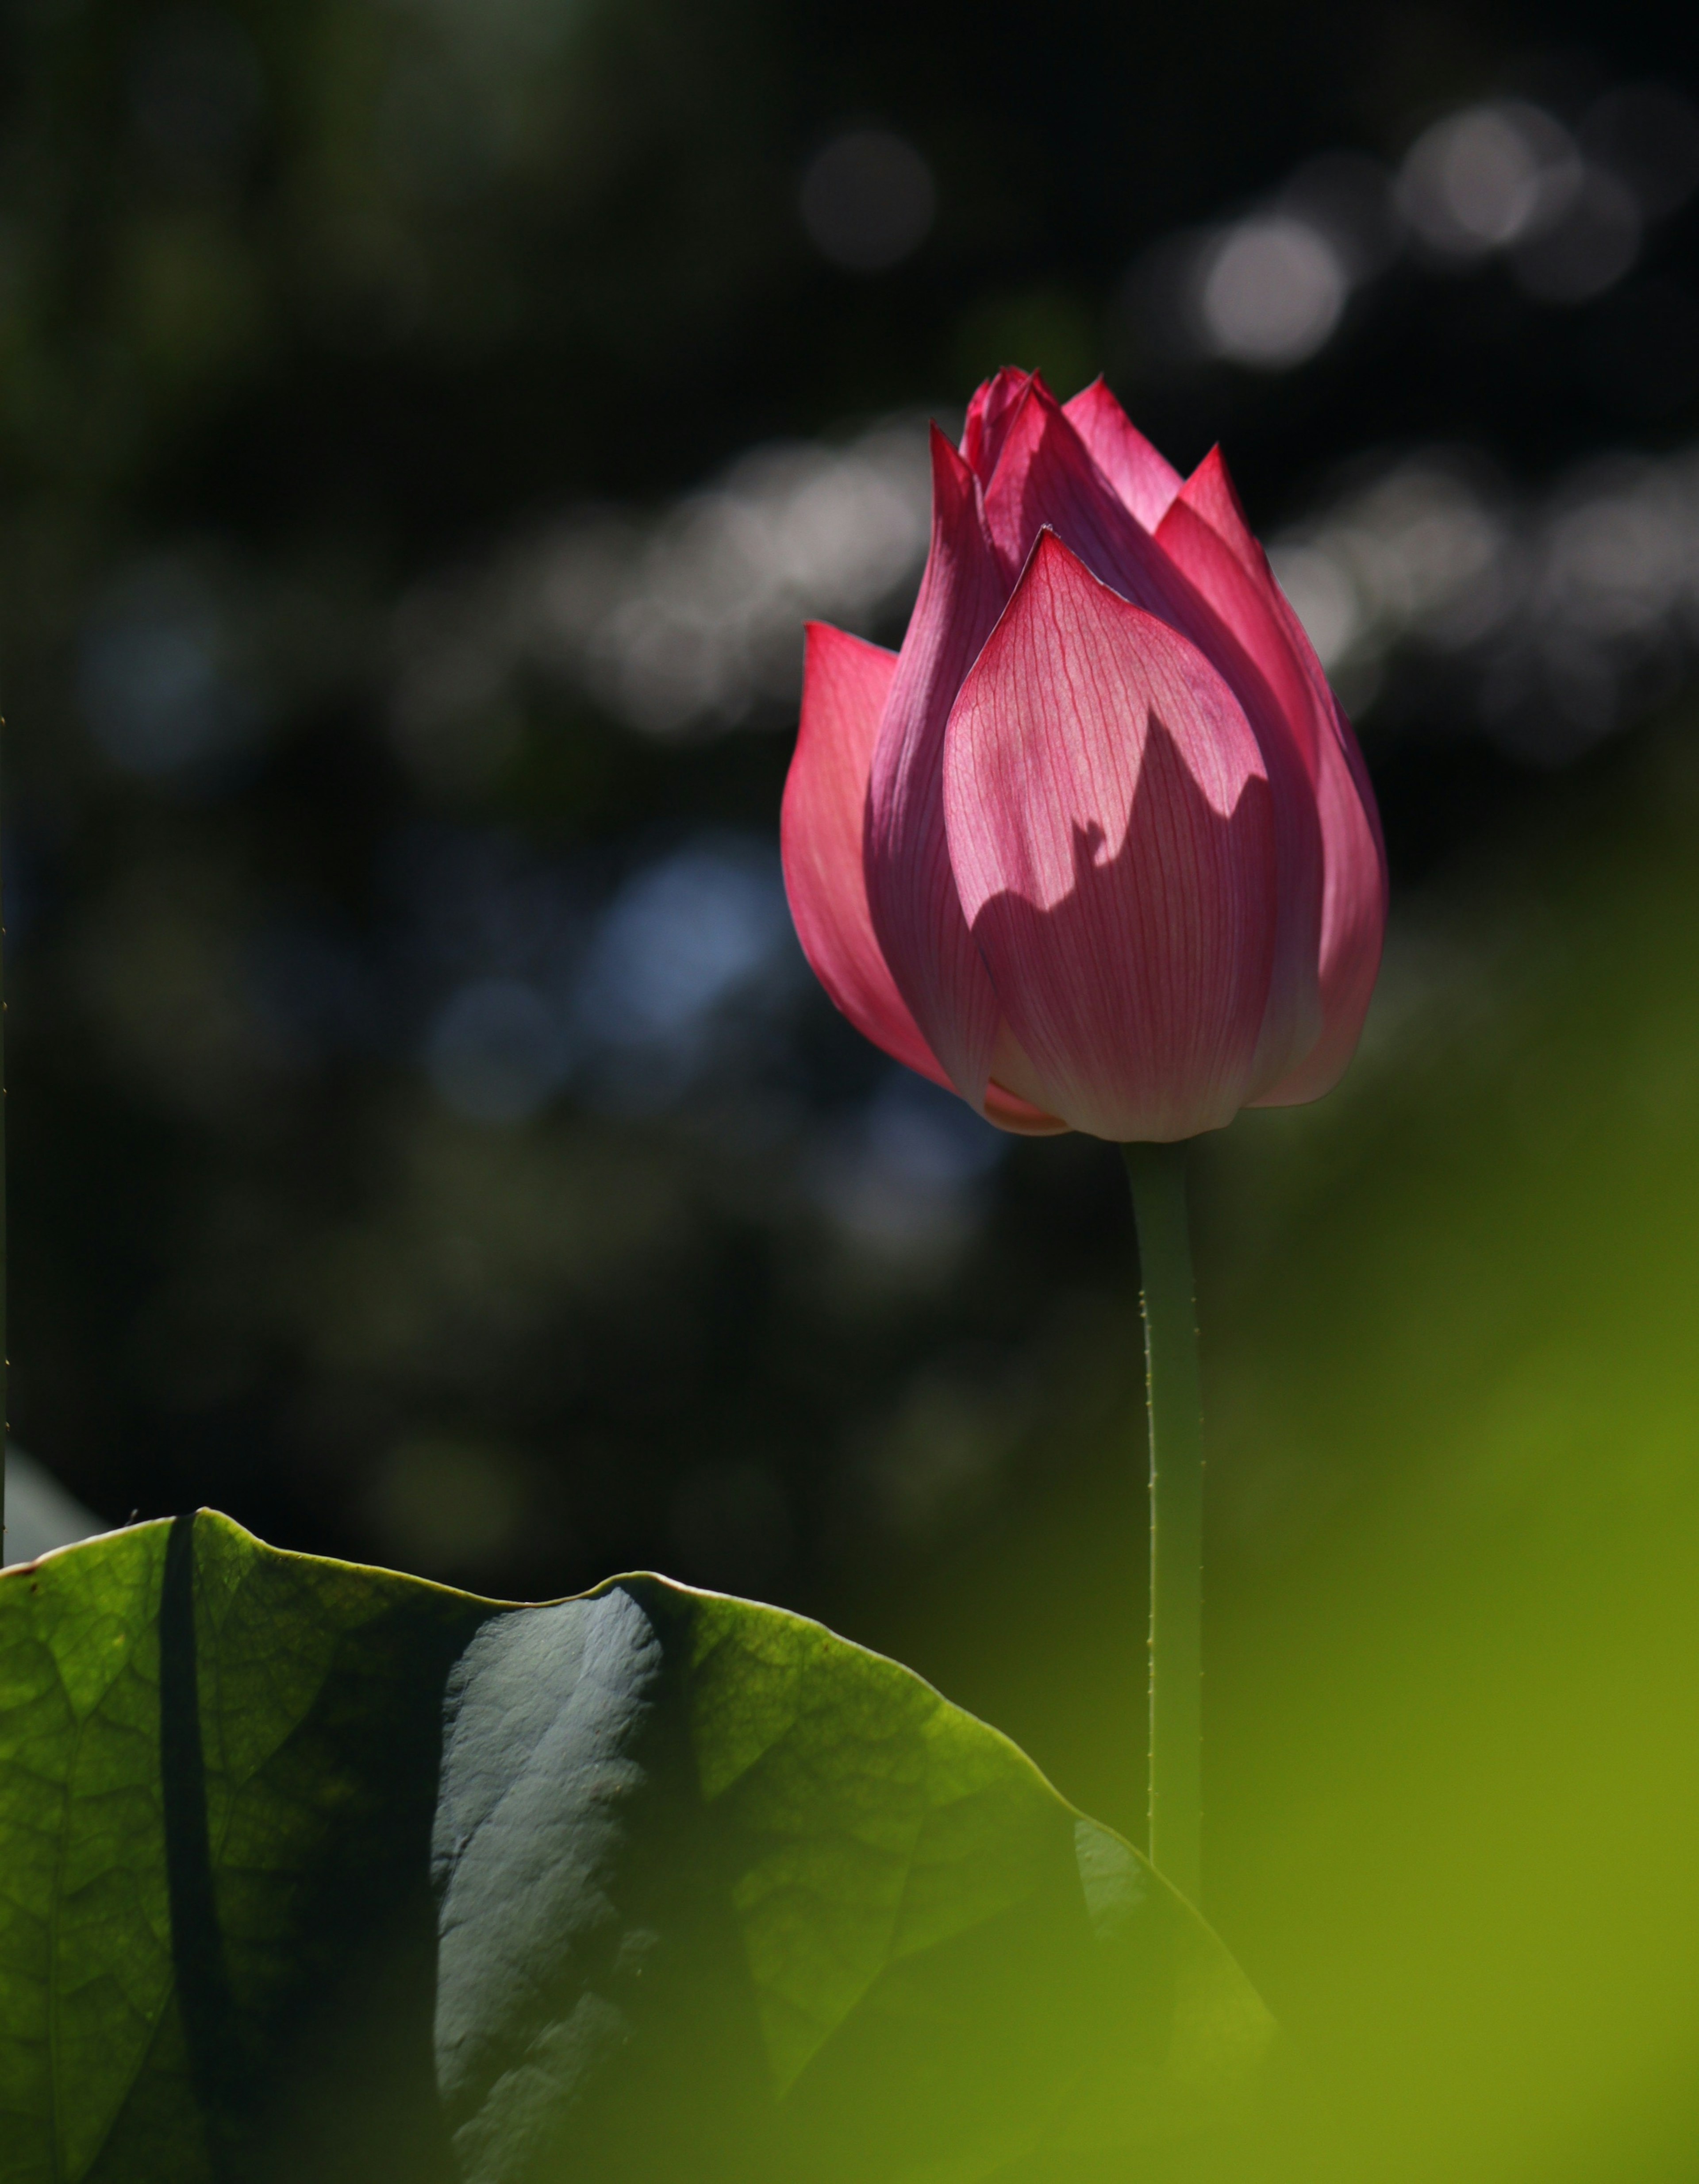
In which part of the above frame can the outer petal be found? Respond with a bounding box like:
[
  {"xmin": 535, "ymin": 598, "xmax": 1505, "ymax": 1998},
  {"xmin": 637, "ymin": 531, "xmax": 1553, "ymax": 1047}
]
[
  {"xmin": 1063, "ymin": 378, "xmax": 1183, "ymax": 533},
  {"xmin": 1169, "ymin": 442, "xmax": 1279, "ymax": 585},
  {"xmin": 944, "ymin": 531, "xmax": 1278, "ymax": 1143},
  {"xmin": 1153, "ymin": 457, "xmax": 1338, "ymax": 1094},
  {"xmin": 961, "ymin": 367, "xmax": 1037, "ymax": 487},
  {"xmin": 1159, "ymin": 452, "xmax": 1388, "ymax": 1104},
  {"xmin": 1249, "ymin": 696, "xmax": 1385, "ymax": 1104},
  {"xmin": 865, "ymin": 428, "xmax": 1011, "ymax": 1115},
  {"xmin": 781, "ymin": 623, "xmax": 953, "ymax": 1091},
  {"xmin": 984, "ymin": 384, "xmax": 1324, "ymax": 1095}
]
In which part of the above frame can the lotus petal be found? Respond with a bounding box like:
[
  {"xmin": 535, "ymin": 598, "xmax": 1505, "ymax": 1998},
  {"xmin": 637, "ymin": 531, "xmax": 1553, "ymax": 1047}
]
[
  {"xmin": 865, "ymin": 428, "xmax": 1011, "ymax": 1115},
  {"xmin": 782, "ymin": 622, "xmax": 953, "ymax": 1089},
  {"xmin": 944, "ymin": 532, "xmax": 1278, "ymax": 1142},
  {"xmin": 1063, "ymin": 378, "xmax": 1183, "ymax": 533}
]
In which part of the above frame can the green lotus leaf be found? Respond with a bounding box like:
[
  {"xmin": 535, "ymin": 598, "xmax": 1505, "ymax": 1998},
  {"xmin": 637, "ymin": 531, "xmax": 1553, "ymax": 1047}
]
[{"xmin": 0, "ymin": 1512, "xmax": 1269, "ymax": 2182}]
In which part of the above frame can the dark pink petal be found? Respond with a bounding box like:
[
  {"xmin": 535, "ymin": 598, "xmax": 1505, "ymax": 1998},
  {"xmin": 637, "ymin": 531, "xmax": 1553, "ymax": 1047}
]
[
  {"xmin": 981, "ymin": 383, "xmax": 1250, "ymax": 669},
  {"xmin": 1153, "ymin": 473, "xmax": 1330, "ymax": 1093},
  {"xmin": 1157, "ymin": 457, "xmax": 1324, "ymax": 777},
  {"xmin": 980, "ymin": 377, "xmax": 1190, "ymax": 602},
  {"xmin": 961, "ymin": 368, "xmax": 1037, "ymax": 487},
  {"xmin": 1248, "ymin": 688, "xmax": 1386, "ymax": 1107},
  {"xmin": 1063, "ymin": 378, "xmax": 1183, "ymax": 532},
  {"xmin": 1169, "ymin": 441, "xmax": 1269, "ymax": 584},
  {"xmin": 781, "ymin": 622, "xmax": 953, "ymax": 1092},
  {"xmin": 1162, "ymin": 451, "xmax": 1388, "ymax": 1103},
  {"xmin": 865, "ymin": 427, "xmax": 1013, "ymax": 1114},
  {"xmin": 943, "ymin": 531, "xmax": 1279, "ymax": 1143},
  {"xmin": 1249, "ymin": 699, "xmax": 1380, "ymax": 1109}
]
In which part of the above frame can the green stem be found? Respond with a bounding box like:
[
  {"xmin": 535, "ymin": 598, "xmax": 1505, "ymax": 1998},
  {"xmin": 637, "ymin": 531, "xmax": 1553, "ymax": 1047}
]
[
  {"xmin": 1122, "ymin": 1140, "xmax": 1202, "ymax": 1904},
  {"xmin": 1, "ymin": 731, "xmax": 7, "ymax": 1562},
  {"xmin": 1, "ymin": 732, "xmax": 6, "ymax": 1564}
]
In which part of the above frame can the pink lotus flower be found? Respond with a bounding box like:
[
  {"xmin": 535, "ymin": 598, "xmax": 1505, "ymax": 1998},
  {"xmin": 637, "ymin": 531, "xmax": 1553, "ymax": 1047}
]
[{"xmin": 781, "ymin": 369, "xmax": 1387, "ymax": 1142}]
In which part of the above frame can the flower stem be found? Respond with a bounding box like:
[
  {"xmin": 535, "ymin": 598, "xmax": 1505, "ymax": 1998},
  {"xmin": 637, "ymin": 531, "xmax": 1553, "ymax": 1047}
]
[
  {"xmin": 1, "ymin": 730, "xmax": 8, "ymax": 1561},
  {"xmin": 1122, "ymin": 1140, "xmax": 1202, "ymax": 1904}
]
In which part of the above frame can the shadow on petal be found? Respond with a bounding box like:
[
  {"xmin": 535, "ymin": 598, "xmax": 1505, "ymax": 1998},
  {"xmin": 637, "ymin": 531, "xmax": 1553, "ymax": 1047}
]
[{"xmin": 965, "ymin": 713, "xmax": 1278, "ymax": 1143}]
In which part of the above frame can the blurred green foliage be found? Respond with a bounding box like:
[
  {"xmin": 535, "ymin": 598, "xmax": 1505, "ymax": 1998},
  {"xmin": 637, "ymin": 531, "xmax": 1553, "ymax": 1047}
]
[{"xmin": 842, "ymin": 722, "xmax": 1699, "ymax": 2178}]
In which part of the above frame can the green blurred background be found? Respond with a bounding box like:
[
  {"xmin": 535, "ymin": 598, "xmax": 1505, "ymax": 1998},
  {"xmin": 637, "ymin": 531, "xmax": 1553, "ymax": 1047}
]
[{"xmin": 4, "ymin": 0, "xmax": 1699, "ymax": 2171}]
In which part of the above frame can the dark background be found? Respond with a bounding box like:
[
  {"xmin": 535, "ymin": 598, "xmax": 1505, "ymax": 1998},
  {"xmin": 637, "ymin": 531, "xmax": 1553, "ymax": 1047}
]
[{"xmin": 8, "ymin": 7, "xmax": 1699, "ymax": 2165}]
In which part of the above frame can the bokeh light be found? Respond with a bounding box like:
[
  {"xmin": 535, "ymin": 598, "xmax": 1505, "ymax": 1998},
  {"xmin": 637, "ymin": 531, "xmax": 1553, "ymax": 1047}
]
[
  {"xmin": 1195, "ymin": 215, "xmax": 1351, "ymax": 367},
  {"xmin": 1397, "ymin": 101, "xmax": 1581, "ymax": 256},
  {"xmin": 798, "ymin": 127, "xmax": 937, "ymax": 272}
]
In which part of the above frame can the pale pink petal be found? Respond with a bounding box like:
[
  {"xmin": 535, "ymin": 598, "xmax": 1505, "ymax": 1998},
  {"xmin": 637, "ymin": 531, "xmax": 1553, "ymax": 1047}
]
[
  {"xmin": 865, "ymin": 427, "xmax": 1015, "ymax": 1115},
  {"xmin": 1063, "ymin": 378, "xmax": 1183, "ymax": 532},
  {"xmin": 961, "ymin": 367, "xmax": 1037, "ymax": 487},
  {"xmin": 984, "ymin": 1078, "xmax": 1071, "ymax": 1135},
  {"xmin": 984, "ymin": 388, "xmax": 1323, "ymax": 1093},
  {"xmin": 781, "ymin": 622, "xmax": 953, "ymax": 1091},
  {"xmin": 943, "ymin": 531, "xmax": 1278, "ymax": 1143},
  {"xmin": 1163, "ymin": 452, "xmax": 1388, "ymax": 1104}
]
